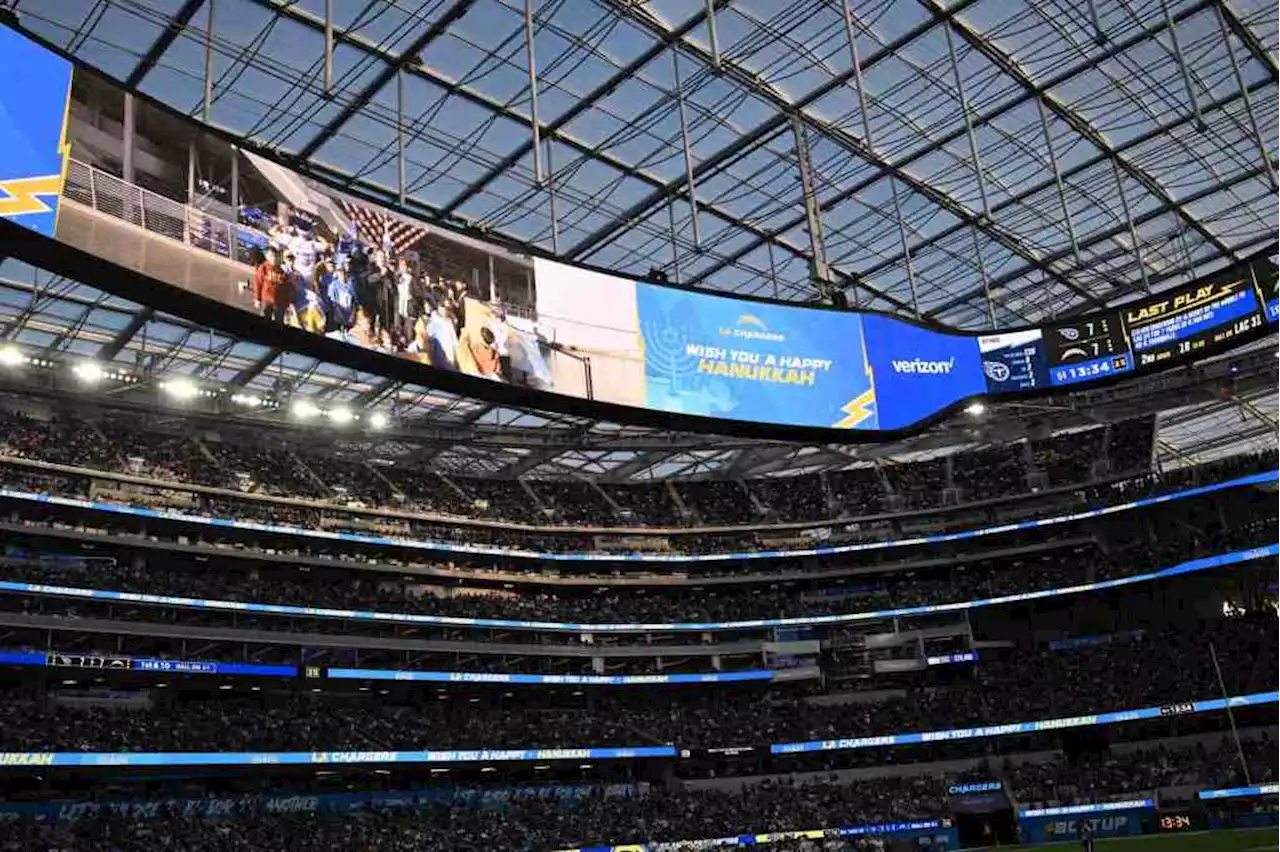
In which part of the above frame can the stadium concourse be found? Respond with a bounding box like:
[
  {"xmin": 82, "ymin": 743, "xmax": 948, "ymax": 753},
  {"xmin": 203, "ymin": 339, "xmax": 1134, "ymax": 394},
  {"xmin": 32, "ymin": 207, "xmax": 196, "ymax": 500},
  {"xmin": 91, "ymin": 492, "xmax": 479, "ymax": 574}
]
[{"xmin": 0, "ymin": 0, "xmax": 1277, "ymax": 849}]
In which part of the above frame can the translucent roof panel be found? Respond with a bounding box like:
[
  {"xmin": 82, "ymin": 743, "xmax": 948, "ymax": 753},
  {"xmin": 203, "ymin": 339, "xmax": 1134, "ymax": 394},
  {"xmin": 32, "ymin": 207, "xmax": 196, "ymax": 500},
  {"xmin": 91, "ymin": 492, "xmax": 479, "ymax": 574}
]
[{"xmin": 16, "ymin": 0, "xmax": 1276, "ymax": 329}]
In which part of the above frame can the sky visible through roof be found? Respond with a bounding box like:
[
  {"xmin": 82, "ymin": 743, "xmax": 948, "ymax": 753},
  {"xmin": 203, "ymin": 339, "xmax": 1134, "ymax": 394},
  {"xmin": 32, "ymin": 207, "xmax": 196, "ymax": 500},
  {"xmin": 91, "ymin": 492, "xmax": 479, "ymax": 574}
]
[{"xmin": 3, "ymin": 0, "xmax": 1277, "ymax": 478}]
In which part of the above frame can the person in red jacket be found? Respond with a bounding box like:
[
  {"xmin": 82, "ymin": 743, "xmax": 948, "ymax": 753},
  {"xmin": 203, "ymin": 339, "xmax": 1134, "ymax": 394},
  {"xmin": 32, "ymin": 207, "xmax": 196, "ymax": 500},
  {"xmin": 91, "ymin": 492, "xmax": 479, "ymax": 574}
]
[{"xmin": 252, "ymin": 248, "xmax": 290, "ymax": 322}]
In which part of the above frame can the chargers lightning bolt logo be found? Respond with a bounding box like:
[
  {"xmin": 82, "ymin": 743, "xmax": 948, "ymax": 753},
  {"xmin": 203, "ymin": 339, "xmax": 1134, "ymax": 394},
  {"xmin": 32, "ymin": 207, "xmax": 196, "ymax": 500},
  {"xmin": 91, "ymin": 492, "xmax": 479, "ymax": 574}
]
[
  {"xmin": 0, "ymin": 175, "xmax": 64, "ymax": 218},
  {"xmin": 832, "ymin": 331, "xmax": 878, "ymax": 429},
  {"xmin": 833, "ymin": 388, "xmax": 876, "ymax": 429}
]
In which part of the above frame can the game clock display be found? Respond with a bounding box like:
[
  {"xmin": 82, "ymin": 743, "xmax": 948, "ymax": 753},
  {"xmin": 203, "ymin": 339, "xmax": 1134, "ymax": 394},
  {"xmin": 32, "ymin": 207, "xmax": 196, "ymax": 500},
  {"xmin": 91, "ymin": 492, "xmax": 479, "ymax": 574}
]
[{"xmin": 1157, "ymin": 811, "xmax": 1201, "ymax": 832}]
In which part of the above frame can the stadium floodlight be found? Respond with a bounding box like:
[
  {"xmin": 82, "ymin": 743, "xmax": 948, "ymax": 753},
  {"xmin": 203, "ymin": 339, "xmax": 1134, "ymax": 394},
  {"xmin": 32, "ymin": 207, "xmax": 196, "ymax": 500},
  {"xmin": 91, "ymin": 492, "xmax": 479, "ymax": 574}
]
[
  {"xmin": 327, "ymin": 406, "xmax": 353, "ymax": 425},
  {"xmin": 230, "ymin": 392, "xmax": 262, "ymax": 407},
  {"xmin": 291, "ymin": 398, "xmax": 321, "ymax": 420},
  {"xmin": 965, "ymin": 401, "xmax": 986, "ymax": 417},
  {"xmin": 160, "ymin": 376, "xmax": 200, "ymax": 401},
  {"xmin": 72, "ymin": 361, "xmax": 105, "ymax": 385},
  {"xmin": 368, "ymin": 410, "xmax": 390, "ymax": 430},
  {"xmin": 0, "ymin": 344, "xmax": 23, "ymax": 367}
]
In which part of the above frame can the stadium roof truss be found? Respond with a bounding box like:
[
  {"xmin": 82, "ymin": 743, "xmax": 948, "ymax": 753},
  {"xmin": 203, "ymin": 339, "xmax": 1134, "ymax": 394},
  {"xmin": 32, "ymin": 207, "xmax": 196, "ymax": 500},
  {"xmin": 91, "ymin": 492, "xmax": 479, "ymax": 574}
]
[{"xmin": 6, "ymin": 0, "xmax": 1279, "ymax": 480}]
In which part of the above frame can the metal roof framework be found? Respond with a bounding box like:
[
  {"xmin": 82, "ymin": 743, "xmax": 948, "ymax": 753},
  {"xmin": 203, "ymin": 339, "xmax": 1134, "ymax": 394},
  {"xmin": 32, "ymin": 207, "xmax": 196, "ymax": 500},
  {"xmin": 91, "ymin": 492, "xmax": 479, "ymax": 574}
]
[{"xmin": 6, "ymin": 0, "xmax": 1279, "ymax": 479}]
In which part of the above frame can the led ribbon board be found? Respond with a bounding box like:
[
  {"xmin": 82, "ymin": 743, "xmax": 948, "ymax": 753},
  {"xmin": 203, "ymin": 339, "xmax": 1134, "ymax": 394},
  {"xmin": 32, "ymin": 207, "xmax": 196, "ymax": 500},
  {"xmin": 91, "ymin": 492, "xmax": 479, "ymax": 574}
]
[
  {"xmin": 0, "ymin": 651, "xmax": 294, "ymax": 677},
  {"xmin": 326, "ymin": 668, "xmax": 777, "ymax": 685},
  {"xmin": 557, "ymin": 819, "xmax": 952, "ymax": 852},
  {"xmin": 1019, "ymin": 800, "xmax": 1154, "ymax": 818},
  {"xmin": 770, "ymin": 692, "xmax": 1279, "ymax": 755},
  {"xmin": 0, "ymin": 746, "xmax": 677, "ymax": 768},
  {"xmin": 0, "ymin": 692, "xmax": 1271, "ymax": 769},
  {"xmin": 1198, "ymin": 785, "xmax": 1280, "ymax": 800},
  {"xmin": 0, "ymin": 469, "xmax": 1272, "ymax": 563}
]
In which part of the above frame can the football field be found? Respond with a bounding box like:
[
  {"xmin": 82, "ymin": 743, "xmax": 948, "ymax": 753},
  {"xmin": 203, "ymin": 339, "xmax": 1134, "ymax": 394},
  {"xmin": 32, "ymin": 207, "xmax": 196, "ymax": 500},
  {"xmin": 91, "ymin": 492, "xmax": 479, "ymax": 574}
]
[{"xmin": 1010, "ymin": 827, "xmax": 1278, "ymax": 850}]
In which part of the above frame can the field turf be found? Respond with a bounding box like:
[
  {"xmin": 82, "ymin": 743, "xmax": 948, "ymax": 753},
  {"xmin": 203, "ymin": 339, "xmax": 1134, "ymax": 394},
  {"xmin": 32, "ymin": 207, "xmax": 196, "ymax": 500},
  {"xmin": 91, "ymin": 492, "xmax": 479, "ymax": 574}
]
[{"xmin": 1010, "ymin": 827, "xmax": 1278, "ymax": 850}]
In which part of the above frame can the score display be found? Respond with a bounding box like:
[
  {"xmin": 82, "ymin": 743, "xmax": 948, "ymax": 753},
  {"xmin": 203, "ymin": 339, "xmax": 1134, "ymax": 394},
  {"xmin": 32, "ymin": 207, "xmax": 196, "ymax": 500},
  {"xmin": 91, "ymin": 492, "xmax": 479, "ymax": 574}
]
[{"xmin": 1043, "ymin": 313, "xmax": 1133, "ymax": 387}]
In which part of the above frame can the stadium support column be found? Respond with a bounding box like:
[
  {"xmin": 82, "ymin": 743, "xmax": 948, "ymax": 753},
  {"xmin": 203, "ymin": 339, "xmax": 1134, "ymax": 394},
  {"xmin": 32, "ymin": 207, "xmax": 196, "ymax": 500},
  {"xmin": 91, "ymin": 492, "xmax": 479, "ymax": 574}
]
[
  {"xmin": 839, "ymin": 0, "xmax": 876, "ymax": 308},
  {"xmin": 397, "ymin": 69, "xmax": 406, "ymax": 206},
  {"xmin": 668, "ymin": 197, "xmax": 682, "ymax": 284},
  {"xmin": 187, "ymin": 140, "xmax": 197, "ymax": 204},
  {"xmin": 323, "ymin": 0, "xmax": 334, "ymax": 95},
  {"xmin": 704, "ymin": 0, "xmax": 721, "ymax": 69},
  {"xmin": 673, "ymin": 49, "xmax": 702, "ymax": 249},
  {"xmin": 230, "ymin": 144, "xmax": 239, "ymax": 211},
  {"xmin": 1215, "ymin": 3, "xmax": 1277, "ymax": 190},
  {"xmin": 791, "ymin": 115, "xmax": 832, "ymax": 305},
  {"xmin": 1162, "ymin": 0, "xmax": 1206, "ymax": 132},
  {"xmin": 524, "ymin": 0, "xmax": 543, "ymax": 185},
  {"xmin": 889, "ymin": 179, "xmax": 919, "ymax": 318},
  {"xmin": 842, "ymin": 0, "xmax": 916, "ymax": 314},
  {"xmin": 203, "ymin": 0, "xmax": 214, "ymax": 122},
  {"xmin": 122, "ymin": 93, "xmax": 135, "ymax": 184},
  {"xmin": 1208, "ymin": 641, "xmax": 1253, "ymax": 786},
  {"xmin": 944, "ymin": 23, "xmax": 996, "ymax": 329},
  {"xmin": 1110, "ymin": 158, "xmax": 1151, "ymax": 293},
  {"xmin": 546, "ymin": 140, "xmax": 559, "ymax": 252},
  {"xmin": 1037, "ymin": 99, "xmax": 1082, "ymax": 268}
]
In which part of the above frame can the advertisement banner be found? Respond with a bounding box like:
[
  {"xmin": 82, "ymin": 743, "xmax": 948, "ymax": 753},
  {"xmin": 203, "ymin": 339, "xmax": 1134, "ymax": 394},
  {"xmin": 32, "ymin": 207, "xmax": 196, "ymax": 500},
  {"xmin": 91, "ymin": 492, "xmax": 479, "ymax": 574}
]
[
  {"xmin": 1019, "ymin": 803, "xmax": 1151, "ymax": 844},
  {"xmin": 861, "ymin": 314, "xmax": 986, "ymax": 430},
  {"xmin": 635, "ymin": 284, "xmax": 874, "ymax": 428}
]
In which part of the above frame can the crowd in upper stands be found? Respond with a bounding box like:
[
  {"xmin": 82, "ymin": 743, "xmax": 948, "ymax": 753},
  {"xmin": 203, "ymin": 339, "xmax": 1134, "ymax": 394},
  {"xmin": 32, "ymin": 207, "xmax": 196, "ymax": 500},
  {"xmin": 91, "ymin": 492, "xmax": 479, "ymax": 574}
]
[
  {"xmin": 2, "ymin": 479, "xmax": 1271, "ymax": 631},
  {"xmin": 0, "ymin": 406, "xmax": 1180, "ymax": 530}
]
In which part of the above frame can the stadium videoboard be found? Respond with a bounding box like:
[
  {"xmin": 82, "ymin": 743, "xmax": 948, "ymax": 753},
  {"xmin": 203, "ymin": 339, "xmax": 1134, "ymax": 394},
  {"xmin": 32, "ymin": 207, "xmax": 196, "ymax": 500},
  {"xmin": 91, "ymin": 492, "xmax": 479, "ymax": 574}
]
[{"xmin": 1, "ymin": 24, "xmax": 1275, "ymax": 436}]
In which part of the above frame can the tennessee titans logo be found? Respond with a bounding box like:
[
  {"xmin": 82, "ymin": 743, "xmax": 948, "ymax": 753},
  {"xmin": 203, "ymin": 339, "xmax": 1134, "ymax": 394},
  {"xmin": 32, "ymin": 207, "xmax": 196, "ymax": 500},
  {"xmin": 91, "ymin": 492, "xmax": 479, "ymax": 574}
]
[{"xmin": 983, "ymin": 361, "xmax": 1011, "ymax": 382}]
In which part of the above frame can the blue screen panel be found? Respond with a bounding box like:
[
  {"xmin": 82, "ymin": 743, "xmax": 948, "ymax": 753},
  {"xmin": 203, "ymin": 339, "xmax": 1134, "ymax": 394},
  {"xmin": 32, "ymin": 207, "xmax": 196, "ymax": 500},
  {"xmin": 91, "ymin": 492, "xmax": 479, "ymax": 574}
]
[
  {"xmin": 860, "ymin": 315, "xmax": 987, "ymax": 431},
  {"xmin": 635, "ymin": 283, "xmax": 877, "ymax": 430},
  {"xmin": 328, "ymin": 668, "xmax": 775, "ymax": 685},
  {"xmin": 0, "ymin": 27, "xmax": 73, "ymax": 237},
  {"xmin": 0, "ymin": 745, "xmax": 678, "ymax": 768}
]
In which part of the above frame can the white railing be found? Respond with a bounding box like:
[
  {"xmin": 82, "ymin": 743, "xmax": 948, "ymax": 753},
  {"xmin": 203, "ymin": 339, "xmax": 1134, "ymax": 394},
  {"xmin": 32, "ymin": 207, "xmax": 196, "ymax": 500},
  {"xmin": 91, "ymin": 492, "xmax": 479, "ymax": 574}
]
[{"xmin": 63, "ymin": 159, "xmax": 267, "ymax": 266}]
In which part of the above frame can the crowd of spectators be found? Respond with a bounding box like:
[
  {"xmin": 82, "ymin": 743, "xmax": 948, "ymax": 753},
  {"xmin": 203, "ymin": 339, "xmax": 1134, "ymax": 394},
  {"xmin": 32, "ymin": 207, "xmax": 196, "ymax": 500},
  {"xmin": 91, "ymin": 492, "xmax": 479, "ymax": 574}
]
[
  {"xmin": 1, "ymin": 730, "xmax": 1274, "ymax": 851},
  {"xmin": 245, "ymin": 217, "xmax": 552, "ymax": 393},
  {"xmin": 2, "ymin": 481, "xmax": 1271, "ymax": 631},
  {"xmin": 1007, "ymin": 734, "xmax": 1278, "ymax": 808},
  {"xmin": 0, "ymin": 540, "xmax": 1105, "ymax": 626},
  {"xmin": 0, "ymin": 775, "xmax": 945, "ymax": 852},
  {"xmin": 0, "ymin": 406, "xmax": 1181, "ymax": 531},
  {"xmin": 1, "ymin": 615, "xmax": 1271, "ymax": 755},
  {"xmin": 1, "ymin": 444, "xmax": 1272, "ymax": 571}
]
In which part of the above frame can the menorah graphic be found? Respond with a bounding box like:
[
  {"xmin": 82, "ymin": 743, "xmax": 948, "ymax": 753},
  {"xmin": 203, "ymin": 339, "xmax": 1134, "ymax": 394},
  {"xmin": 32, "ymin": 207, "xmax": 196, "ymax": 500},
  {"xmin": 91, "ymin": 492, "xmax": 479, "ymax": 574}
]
[{"xmin": 639, "ymin": 304, "xmax": 734, "ymax": 415}]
